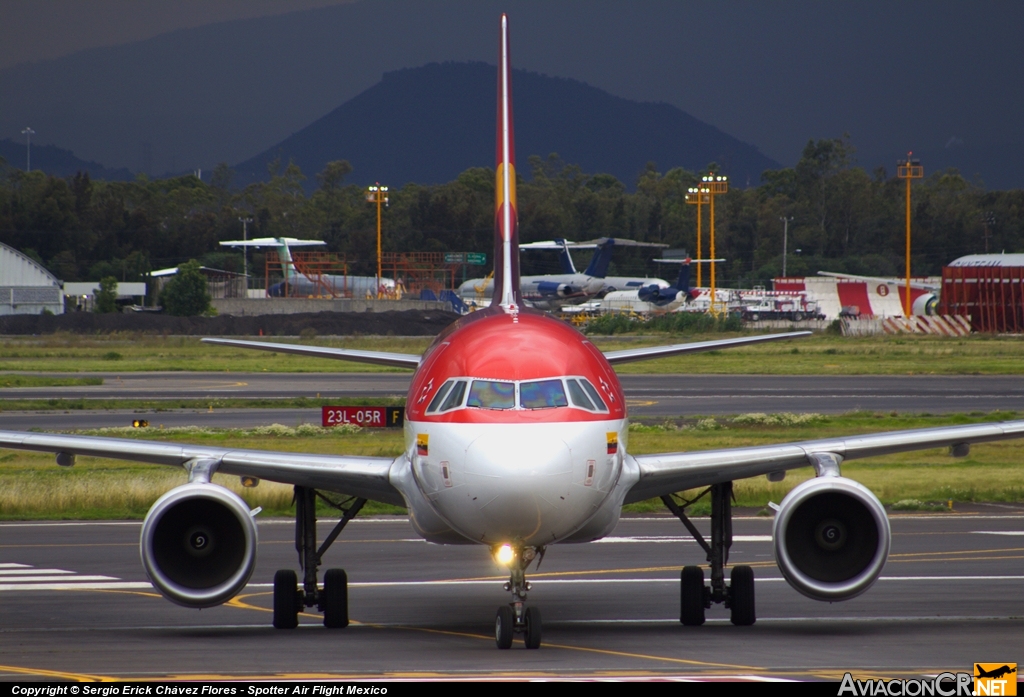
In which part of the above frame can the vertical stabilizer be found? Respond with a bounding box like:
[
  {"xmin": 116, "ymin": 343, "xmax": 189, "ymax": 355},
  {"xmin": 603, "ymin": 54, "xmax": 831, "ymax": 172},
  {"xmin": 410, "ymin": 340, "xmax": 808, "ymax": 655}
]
[
  {"xmin": 555, "ymin": 238, "xmax": 578, "ymax": 274},
  {"xmin": 275, "ymin": 238, "xmax": 296, "ymax": 282},
  {"xmin": 583, "ymin": 238, "xmax": 616, "ymax": 279},
  {"xmin": 493, "ymin": 14, "xmax": 521, "ymax": 309}
]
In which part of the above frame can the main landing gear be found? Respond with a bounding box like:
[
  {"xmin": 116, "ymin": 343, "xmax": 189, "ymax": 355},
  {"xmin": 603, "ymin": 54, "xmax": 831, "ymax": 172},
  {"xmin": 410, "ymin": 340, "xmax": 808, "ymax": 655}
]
[
  {"xmin": 273, "ymin": 485, "xmax": 366, "ymax": 629},
  {"xmin": 662, "ymin": 481, "xmax": 756, "ymax": 627},
  {"xmin": 494, "ymin": 545, "xmax": 544, "ymax": 649}
]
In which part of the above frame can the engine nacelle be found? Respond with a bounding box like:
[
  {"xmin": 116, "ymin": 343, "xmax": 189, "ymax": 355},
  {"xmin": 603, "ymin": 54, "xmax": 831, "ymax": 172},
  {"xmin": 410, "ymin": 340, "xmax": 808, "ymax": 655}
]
[
  {"xmin": 140, "ymin": 482, "xmax": 258, "ymax": 608},
  {"xmin": 773, "ymin": 476, "xmax": 890, "ymax": 601}
]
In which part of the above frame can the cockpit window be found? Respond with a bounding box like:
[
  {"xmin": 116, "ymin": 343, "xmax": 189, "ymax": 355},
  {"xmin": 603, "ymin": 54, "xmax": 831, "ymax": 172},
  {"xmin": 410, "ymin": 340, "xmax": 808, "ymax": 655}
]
[
  {"xmin": 467, "ymin": 380, "xmax": 516, "ymax": 409},
  {"xmin": 519, "ymin": 379, "xmax": 568, "ymax": 409},
  {"xmin": 423, "ymin": 376, "xmax": 608, "ymax": 414},
  {"xmin": 581, "ymin": 379, "xmax": 608, "ymax": 411},
  {"xmin": 426, "ymin": 380, "xmax": 454, "ymax": 413},
  {"xmin": 567, "ymin": 379, "xmax": 596, "ymax": 411},
  {"xmin": 438, "ymin": 380, "xmax": 467, "ymax": 412}
]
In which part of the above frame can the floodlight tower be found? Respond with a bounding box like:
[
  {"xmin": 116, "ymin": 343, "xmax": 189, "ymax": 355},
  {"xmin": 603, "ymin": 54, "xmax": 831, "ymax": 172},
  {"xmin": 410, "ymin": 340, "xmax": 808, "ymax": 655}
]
[
  {"xmin": 21, "ymin": 127, "xmax": 35, "ymax": 171},
  {"xmin": 366, "ymin": 183, "xmax": 389, "ymax": 298},
  {"xmin": 896, "ymin": 154, "xmax": 923, "ymax": 316},
  {"xmin": 703, "ymin": 174, "xmax": 729, "ymax": 314},
  {"xmin": 238, "ymin": 217, "xmax": 253, "ymax": 290},
  {"xmin": 686, "ymin": 185, "xmax": 710, "ymax": 287}
]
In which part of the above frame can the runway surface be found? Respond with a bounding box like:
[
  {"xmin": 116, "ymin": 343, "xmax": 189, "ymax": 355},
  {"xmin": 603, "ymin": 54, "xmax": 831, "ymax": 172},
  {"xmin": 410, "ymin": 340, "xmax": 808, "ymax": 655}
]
[
  {"xmin": 2, "ymin": 373, "xmax": 1023, "ymax": 430},
  {"xmin": 1, "ymin": 513, "xmax": 1022, "ymax": 680}
]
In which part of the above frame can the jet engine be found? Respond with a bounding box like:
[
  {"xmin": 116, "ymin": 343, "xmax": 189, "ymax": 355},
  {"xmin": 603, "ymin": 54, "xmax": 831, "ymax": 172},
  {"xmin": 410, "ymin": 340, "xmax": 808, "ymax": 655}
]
[
  {"xmin": 535, "ymin": 281, "xmax": 579, "ymax": 298},
  {"xmin": 140, "ymin": 482, "xmax": 258, "ymax": 608},
  {"xmin": 773, "ymin": 476, "xmax": 890, "ymax": 601}
]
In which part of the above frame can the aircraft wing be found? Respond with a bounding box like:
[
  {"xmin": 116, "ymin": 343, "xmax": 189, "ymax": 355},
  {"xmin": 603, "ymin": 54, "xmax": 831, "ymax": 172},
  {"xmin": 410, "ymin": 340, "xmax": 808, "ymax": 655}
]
[
  {"xmin": 626, "ymin": 419, "xmax": 1024, "ymax": 503},
  {"xmin": 0, "ymin": 430, "xmax": 404, "ymax": 506},
  {"xmin": 602, "ymin": 332, "xmax": 811, "ymax": 365},
  {"xmin": 201, "ymin": 338, "xmax": 421, "ymax": 369}
]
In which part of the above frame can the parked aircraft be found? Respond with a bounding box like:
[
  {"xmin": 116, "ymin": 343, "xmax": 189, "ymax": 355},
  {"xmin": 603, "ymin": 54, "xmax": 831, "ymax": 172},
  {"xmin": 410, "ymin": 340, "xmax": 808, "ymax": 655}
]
[
  {"xmin": 4, "ymin": 16, "xmax": 1024, "ymax": 652},
  {"xmin": 221, "ymin": 237, "xmax": 394, "ymax": 298},
  {"xmin": 816, "ymin": 271, "xmax": 938, "ymax": 316},
  {"xmin": 458, "ymin": 237, "xmax": 668, "ymax": 310}
]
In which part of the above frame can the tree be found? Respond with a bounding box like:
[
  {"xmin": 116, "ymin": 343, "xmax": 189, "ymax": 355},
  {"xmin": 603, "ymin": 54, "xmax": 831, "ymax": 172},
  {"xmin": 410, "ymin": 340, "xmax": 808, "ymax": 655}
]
[
  {"xmin": 160, "ymin": 260, "xmax": 211, "ymax": 316},
  {"xmin": 94, "ymin": 276, "xmax": 118, "ymax": 313}
]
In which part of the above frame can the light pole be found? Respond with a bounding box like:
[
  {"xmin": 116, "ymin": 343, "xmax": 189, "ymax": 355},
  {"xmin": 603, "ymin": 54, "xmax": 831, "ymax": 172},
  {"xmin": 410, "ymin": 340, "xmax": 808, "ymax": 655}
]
[
  {"xmin": 238, "ymin": 217, "xmax": 253, "ymax": 293},
  {"xmin": 981, "ymin": 212, "xmax": 995, "ymax": 253},
  {"xmin": 686, "ymin": 185, "xmax": 710, "ymax": 287},
  {"xmin": 702, "ymin": 174, "xmax": 729, "ymax": 315},
  {"xmin": 21, "ymin": 127, "xmax": 35, "ymax": 171},
  {"xmin": 779, "ymin": 216, "xmax": 793, "ymax": 277},
  {"xmin": 896, "ymin": 153, "xmax": 923, "ymax": 316},
  {"xmin": 366, "ymin": 183, "xmax": 389, "ymax": 298}
]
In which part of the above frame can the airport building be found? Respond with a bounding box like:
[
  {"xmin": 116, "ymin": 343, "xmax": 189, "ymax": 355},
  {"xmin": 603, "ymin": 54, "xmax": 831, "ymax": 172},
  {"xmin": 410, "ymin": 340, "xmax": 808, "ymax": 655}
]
[
  {"xmin": 0, "ymin": 242, "xmax": 64, "ymax": 315},
  {"xmin": 939, "ymin": 253, "xmax": 1024, "ymax": 333}
]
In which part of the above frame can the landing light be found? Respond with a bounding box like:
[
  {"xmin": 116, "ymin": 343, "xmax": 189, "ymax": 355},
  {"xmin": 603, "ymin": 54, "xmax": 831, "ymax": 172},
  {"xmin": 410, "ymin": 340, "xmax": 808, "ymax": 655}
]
[{"xmin": 495, "ymin": 544, "xmax": 514, "ymax": 566}]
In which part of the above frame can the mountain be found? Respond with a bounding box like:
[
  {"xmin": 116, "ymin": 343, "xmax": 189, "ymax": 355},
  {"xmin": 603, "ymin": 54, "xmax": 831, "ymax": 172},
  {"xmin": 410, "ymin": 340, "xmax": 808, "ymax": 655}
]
[
  {"xmin": 234, "ymin": 62, "xmax": 780, "ymax": 189},
  {"xmin": 0, "ymin": 139, "xmax": 134, "ymax": 180}
]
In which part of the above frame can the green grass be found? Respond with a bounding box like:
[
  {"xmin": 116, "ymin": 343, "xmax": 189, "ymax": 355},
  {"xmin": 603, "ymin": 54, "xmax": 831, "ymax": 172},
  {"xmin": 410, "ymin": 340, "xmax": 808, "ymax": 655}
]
[
  {"xmin": 0, "ymin": 375, "xmax": 103, "ymax": 388},
  {"xmin": 1, "ymin": 331, "xmax": 1023, "ymax": 375},
  {"xmin": 2, "ymin": 411, "xmax": 1023, "ymax": 519},
  {"xmin": 0, "ymin": 396, "xmax": 404, "ymax": 412}
]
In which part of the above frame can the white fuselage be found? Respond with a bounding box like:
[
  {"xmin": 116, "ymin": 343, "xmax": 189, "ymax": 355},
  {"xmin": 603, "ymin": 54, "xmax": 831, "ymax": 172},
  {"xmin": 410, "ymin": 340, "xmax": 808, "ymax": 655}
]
[{"xmin": 390, "ymin": 418, "xmax": 633, "ymax": 547}]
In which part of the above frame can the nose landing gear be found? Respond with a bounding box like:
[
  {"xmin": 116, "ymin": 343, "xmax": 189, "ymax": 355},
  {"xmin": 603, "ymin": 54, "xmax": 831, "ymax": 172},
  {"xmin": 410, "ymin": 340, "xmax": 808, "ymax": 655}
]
[{"xmin": 494, "ymin": 544, "xmax": 543, "ymax": 649}]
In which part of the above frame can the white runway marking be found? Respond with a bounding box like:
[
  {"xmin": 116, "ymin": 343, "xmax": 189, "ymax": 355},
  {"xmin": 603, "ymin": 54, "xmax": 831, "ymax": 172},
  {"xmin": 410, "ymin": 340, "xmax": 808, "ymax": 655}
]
[
  {"xmin": 0, "ymin": 563, "xmax": 144, "ymax": 591},
  {"xmin": 595, "ymin": 535, "xmax": 772, "ymax": 543},
  {"xmin": 971, "ymin": 531, "xmax": 1024, "ymax": 535}
]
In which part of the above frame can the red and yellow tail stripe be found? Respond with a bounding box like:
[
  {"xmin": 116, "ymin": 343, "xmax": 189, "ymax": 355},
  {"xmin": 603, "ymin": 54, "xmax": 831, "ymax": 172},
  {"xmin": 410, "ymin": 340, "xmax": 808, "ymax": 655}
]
[{"xmin": 493, "ymin": 14, "xmax": 521, "ymax": 309}]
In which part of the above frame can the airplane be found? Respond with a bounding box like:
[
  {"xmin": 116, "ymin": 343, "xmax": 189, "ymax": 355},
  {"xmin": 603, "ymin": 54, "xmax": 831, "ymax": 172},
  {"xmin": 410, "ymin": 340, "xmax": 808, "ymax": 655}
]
[
  {"xmin": 599, "ymin": 257, "xmax": 728, "ymax": 313},
  {"xmin": 458, "ymin": 237, "xmax": 668, "ymax": 311},
  {"xmin": 4, "ymin": 15, "xmax": 1024, "ymax": 652},
  {"xmin": 975, "ymin": 665, "xmax": 1017, "ymax": 680},
  {"xmin": 220, "ymin": 237, "xmax": 395, "ymax": 299},
  {"xmin": 816, "ymin": 271, "xmax": 938, "ymax": 316}
]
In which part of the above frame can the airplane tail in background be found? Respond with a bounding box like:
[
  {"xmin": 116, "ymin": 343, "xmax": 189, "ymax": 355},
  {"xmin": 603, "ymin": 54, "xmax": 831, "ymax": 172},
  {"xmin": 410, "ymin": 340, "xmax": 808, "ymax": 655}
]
[
  {"xmin": 555, "ymin": 238, "xmax": 578, "ymax": 274},
  {"xmin": 583, "ymin": 239, "xmax": 616, "ymax": 279},
  {"xmin": 275, "ymin": 238, "xmax": 297, "ymax": 282},
  {"xmin": 492, "ymin": 14, "xmax": 521, "ymax": 309}
]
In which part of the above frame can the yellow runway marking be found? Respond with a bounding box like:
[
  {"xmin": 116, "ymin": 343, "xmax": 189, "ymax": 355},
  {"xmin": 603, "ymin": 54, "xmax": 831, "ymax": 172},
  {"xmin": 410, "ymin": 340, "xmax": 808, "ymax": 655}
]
[{"xmin": 0, "ymin": 663, "xmax": 114, "ymax": 682}]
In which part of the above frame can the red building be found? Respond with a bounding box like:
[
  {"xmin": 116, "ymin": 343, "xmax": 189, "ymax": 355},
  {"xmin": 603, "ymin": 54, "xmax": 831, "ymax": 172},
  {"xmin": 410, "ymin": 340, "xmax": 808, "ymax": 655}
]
[{"xmin": 939, "ymin": 254, "xmax": 1024, "ymax": 333}]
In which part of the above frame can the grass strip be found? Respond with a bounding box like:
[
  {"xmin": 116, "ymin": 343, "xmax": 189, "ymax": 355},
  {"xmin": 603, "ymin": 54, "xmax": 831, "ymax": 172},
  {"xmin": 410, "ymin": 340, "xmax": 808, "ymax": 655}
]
[
  {"xmin": 1, "ymin": 332, "xmax": 1024, "ymax": 374},
  {"xmin": 2, "ymin": 411, "xmax": 1023, "ymax": 520},
  {"xmin": 0, "ymin": 396, "xmax": 405, "ymax": 412},
  {"xmin": 0, "ymin": 376, "xmax": 103, "ymax": 388}
]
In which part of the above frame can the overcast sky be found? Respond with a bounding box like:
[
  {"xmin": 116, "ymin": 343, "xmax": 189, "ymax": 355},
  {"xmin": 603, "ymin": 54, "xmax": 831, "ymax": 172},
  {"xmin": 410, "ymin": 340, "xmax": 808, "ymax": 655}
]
[{"xmin": 3, "ymin": 0, "xmax": 1022, "ymax": 180}]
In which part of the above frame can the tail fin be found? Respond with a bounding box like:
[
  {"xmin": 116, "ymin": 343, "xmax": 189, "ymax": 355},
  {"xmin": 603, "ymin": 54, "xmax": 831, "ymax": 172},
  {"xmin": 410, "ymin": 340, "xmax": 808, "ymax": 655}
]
[
  {"xmin": 555, "ymin": 238, "xmax": 578, "ymax": 274},
  {"xmin": 674, "ymin": 258, "xmax": 691, "ymax": 294},
  {"xmin": 583, "ymin": 238, "xmax": 615, "ymax": 278},
  {"xmin": 275, "ymin": 237, "xmax": 296, "ymax": 282},
  {"xmin": 492, "ymin": 14, "xmax": 521, "ymax": 309}
]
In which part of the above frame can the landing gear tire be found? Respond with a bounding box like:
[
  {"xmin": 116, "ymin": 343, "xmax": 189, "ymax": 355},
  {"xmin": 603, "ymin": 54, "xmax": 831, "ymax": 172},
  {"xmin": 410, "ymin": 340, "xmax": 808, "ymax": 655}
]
[
  {"xmin": 680, "ymin": 565, "xmax": 706, "ymax": 626},
  {"xmin": 273, "ymin": 569, "xmax": 299, "ymax": 629},
  {"xmin": 495, "ymin": 605, "xmax": 514, "ymax": 649},
  {"xmin": 524, "ymin": 606, "xmax": 542, "ymax": 649},
  {"xmin": 729, "ymin": 565, "xmax": 756, "ymax": 626},
  {"xmin": 322, "ymin": 568, "xmax": 349, "ymax": 629}
]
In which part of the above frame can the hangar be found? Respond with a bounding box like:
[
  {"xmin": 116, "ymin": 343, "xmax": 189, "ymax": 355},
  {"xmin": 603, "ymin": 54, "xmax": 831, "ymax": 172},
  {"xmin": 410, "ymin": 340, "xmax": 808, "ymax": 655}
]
[
  {"xmin": 940, "ymin": 253, "xmax": 1024, "ymax": 333},
  {"xmin": 0, "ymin": 242, "xmax": 63, "ymax": 315}
]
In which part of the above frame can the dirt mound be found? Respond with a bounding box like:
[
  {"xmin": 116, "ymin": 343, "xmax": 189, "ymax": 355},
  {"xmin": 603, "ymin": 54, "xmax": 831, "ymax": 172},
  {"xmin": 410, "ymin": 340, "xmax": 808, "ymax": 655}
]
[{"xmin": 0, "ymin": 310, "xmax": 461, "ymax": 336}]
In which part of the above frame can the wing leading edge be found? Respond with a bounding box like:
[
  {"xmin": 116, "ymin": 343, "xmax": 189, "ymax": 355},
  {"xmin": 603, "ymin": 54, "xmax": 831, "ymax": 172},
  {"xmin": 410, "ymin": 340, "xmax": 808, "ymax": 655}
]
[
  {"xmin": 626, "ymin": 419, "xmax": 1024, "ymax": 503},
  {"xmin": 0, "ymin": 430, "xmax": 404, "ymax": 506},
  {"xmin": 201, "ymin": 338, "xmax": 421, "ymax": 369},
  {"xmin": 602, "ymin": 331, "xmax": 811, "ymax": 365}
]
